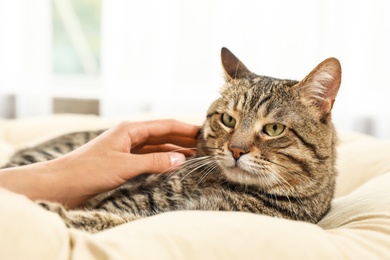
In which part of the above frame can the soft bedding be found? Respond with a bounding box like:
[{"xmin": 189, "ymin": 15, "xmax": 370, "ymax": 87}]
[{"xmin": 0, "ymin": 114, "xmax": 389, "ymax": 259}]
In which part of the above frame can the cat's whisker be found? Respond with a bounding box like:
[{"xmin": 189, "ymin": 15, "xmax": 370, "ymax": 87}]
[
  {"xmin": 266, "ymin": 159, "xmax": 289, "ymax": 170},
  {"xmin": 295, "ymin": 196, "xmax": 316, "ymax": 222},
  {"xmin": 174, "ymin": 165, "xmax": 210, "ymax": 189},
  {"xmin": 262, "ymin": 160, "xmax": 314, "ymax": 220},
  {"xmin": 202, "ymin": 146, "xmax": 219, "ymax": 150},
  {"xmin": 180, "ymin": 156, "xmax": 215, "ymax": 172},
  {"xmin": 148, "ymin": 160, "xmax": 187, "ymax": 183},
  {"xmin": 157, "ymin": 155, "xmax": 214, "ymax": 183},
  {"xmin": 269, "ymin": 168, "xmax": 291, "ymax": 188},
  {"xmin": 181, "ymin": 157, "xmax": 215, "ymax": 173},
  {"xmin": 194, "ymin": 161, "xmax": 220, "ymax": 189},
  {"xmin": 264, "ymin": 165, "xmax": 317, "ymax": 222},
  {"xmin": 170, "ymin": 156, "xmax": 216, "ymax": 188}
]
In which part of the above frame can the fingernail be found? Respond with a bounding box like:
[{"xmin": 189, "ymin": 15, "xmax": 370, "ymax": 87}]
[{"xmin": 170, "ymin": 153, "xmax": 185, "ymax": 167}]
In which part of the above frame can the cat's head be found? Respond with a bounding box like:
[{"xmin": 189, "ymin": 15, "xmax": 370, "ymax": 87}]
[{"xmin": 197, "ymin": 47, "xmax": 341, "ymax": 195}]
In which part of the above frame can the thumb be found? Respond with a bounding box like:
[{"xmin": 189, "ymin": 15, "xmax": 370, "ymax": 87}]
[{"xmin": 130, "ymin": 152, "xmax": 186, "ymax": 174}]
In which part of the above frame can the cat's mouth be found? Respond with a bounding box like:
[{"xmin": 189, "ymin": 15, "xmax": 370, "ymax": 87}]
[
  {"xmin": 219, "ymin": 156, "xmax": 280, "ymax": 188},
  {"xmin": 225, "ymin": 165, "xmax": 254, "ymax": 178},
  {"xmin": 223, "ymin": 155, "xmax": 253, "ymax": 174},
  {"xmin": 222, "ymin": 165, "xmax": 268, "ymax": 187}
]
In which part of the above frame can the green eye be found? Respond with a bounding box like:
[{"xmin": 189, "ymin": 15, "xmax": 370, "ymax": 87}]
[
  {"xmin": 221, "ymin": 114, "xmax": 236, "ymax": 128},
  {"xmin": 263, "ymin": 123, "xmax": 285, "ymax": 136}
]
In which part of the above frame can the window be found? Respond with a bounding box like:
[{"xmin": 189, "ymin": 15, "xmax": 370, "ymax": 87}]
[
  {"xmin": 52, "ymin": 0, "xmax": 101, "ymax": 75},
  {"xmin": 51, "ymin": 0, "xmax": 102, "ymax": 114}
]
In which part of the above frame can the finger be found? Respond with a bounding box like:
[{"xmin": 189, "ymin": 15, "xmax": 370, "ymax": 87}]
[
  {"xmin": 137, "ymin": 136, "xmax": 198, "ymax": 148},
  {"xmin": 127, "ymin": 120, "xmax": 200, "ymax": 146},
  {"xmin": 128, "ymin": 152, "xmax": 186, "ymax": 174},
  {"xmin": 133, "ymin": 144, "xmax": 196, "ymax": 157}
]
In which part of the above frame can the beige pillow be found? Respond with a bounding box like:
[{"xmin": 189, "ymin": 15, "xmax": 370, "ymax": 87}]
[
  {"xmin": 336, "ymin": 132, "xmax": 390, "ymax": 197},
  {"xmin": 1, "ymin": 172, "xmax": 389, "ymax": 259}
]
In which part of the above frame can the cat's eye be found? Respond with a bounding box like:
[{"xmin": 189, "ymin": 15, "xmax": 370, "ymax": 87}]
[
  {"xmin": 263, "ymin": 123, "xmax": 285, "ymax": 136},
  {"xmin": 221, "ymin": 114, "xmax": 236, "ymax": 128}
]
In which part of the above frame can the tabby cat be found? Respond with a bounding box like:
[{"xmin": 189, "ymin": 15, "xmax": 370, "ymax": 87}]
[{"xmin": 2, "ymin": 48, "xmax": 341, "ymax": 233}]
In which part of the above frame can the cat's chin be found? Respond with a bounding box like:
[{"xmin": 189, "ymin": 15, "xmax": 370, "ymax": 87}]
[{"xmin": 222, "ymin": 166, "xmax": 277, "ymax": 189}]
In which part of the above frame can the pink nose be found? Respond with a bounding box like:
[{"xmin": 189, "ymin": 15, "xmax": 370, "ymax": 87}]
[{"xmin": 229, "ymin": 146, "xmax": 249, "ymax": 160}]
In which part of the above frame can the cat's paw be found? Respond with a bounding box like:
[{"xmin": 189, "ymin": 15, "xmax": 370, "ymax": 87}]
[
  {"xmin": 37, "ymin": 200, "xmax": 80, "ymax": 229},
  {"xmin": 37, "ymin": 200, "xmax": 140, "ymax": 232},
  {"xmin": 37, "ymin": 200, "xmax": 68, "ymax": 218}
]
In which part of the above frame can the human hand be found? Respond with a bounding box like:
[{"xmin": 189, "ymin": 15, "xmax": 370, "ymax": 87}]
[{"xmin": 45, "ymin": 119, "xmax": 200, "ymax": 207}]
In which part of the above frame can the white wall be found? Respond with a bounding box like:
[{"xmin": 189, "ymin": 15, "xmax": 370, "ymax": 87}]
[
  {"xmin": 1, "ymin": 0, "xmax": 390, "ymax": 137},
  {"xmin": 0, "ymin": 0, "xmax": 51, "ymax": 118}
]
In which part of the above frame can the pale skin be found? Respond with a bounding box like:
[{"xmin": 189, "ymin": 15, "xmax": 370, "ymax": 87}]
[{"xmin": 0, "ymin": 120, "xmax": 200, "ymax": 208}]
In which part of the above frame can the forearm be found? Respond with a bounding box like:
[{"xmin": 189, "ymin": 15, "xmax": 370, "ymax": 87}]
[{"xmin": 0, "ymin": 159, "xmax": 79, "ymax": 208}]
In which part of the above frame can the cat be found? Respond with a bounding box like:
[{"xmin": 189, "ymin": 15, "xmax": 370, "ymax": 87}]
[{"xmin": 2, "ymin": 47, "xmax": 342, "ymax": 233}]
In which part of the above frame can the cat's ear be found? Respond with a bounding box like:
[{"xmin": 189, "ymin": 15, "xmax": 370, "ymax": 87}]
[
  {"xmin": 294, "ymin": 57, "xmax": 341, "ymax": 115},
  {"xmin": 221, "ymin": 47, "xmax": 251, "ymax": 81}
]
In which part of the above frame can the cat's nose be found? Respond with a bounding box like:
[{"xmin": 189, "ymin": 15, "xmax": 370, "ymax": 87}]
[{"xmin": 229, "ymin": 146, "xmax": 249, "ymax": 160}]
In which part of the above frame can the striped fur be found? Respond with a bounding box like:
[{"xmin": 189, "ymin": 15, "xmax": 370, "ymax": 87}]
[
  {"xmin": 2, "ymin": 48, "xmax": 342, "ymax": 233},
  {"xmin": 3, "ymin": 131, "xmax": 104, "ymax": 168}
]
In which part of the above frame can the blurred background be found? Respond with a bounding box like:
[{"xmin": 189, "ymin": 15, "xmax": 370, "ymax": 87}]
[{"xmin": 1, "ymin": 0, "xmax": 390, "ymax": 137}]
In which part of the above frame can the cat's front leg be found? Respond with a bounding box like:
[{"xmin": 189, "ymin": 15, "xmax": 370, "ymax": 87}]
[{"xmin": 37, "ymin": 201, "xmax": 140, "ymax": 233}]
